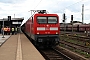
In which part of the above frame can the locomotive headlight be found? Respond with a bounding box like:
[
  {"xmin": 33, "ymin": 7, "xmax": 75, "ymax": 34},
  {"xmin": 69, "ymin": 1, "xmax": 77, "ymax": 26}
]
[
  {"xmin": 56, "ymin": 32, "xmax": 58, "ymax": 34},
  {"xmin": 37, "ymin": 32, "xmax": 39, "ymax": 34}
]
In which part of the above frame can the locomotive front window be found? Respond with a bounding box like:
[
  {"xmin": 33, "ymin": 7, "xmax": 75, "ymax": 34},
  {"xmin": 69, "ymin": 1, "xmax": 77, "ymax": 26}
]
[
  {"xmin": 48, "ymin": 17, "xmax": 57, "ymax": 23},
  {"xmin": 37, "ymin": 17, "xmax": 47, "ymax": 23}
]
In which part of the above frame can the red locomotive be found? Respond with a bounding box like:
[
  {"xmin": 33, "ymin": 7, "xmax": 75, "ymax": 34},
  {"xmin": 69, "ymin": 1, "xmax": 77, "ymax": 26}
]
[{"xmin": 22, "ymin": 10, "xmax": 60, "ymax": 47}]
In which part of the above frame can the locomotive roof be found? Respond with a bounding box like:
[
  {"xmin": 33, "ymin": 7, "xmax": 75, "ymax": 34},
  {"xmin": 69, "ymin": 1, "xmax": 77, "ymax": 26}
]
[{"xmin": 34, "ymin": 13, "xmax": 58, "ymax": 16}]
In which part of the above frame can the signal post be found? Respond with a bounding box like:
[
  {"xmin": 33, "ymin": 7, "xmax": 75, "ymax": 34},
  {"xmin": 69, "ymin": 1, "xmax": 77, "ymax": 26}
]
[{"xmin": 71, "ymin": 15, "xmax": 73, "ymax": 35}]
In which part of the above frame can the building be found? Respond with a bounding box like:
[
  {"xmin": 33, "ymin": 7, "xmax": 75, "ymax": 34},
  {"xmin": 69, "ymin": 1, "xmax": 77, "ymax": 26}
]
[{"xmin": 0, "ymin": 17, "xmax": 24, "ymax": 33}]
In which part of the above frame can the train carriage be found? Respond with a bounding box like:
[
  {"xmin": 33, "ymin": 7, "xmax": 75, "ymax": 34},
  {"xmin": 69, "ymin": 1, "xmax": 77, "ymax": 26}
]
[
  {"xmin": 79, "ymin": 24, "xmax": 90, "ymax": 32},
  {"xmin": 60, "ymin": 24, "xmax": 90, "ymax": 33}
]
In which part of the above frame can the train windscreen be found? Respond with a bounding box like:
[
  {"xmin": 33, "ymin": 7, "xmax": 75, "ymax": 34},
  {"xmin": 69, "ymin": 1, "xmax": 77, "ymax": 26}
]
[
  {"xmin": 37, "ymin": 16, "xmax": 58, "ymax": 24},
  {"xmin": 37, "ymin": 17, "xmax": 47, "ymax": 23},
  {"xmin": 48, "ymin": 17, "xmax": 57, "ymax": 23}
]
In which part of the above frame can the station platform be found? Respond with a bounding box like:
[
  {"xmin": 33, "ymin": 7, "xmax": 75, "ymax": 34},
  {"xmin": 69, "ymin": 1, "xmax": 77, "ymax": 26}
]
[
  {"xmin": 0, "ymin": 33, "xmax": 45, "ymax": 60},
  {"xmin": 0, "ymin": 34, "xmax": 11, "ymax": 46}
]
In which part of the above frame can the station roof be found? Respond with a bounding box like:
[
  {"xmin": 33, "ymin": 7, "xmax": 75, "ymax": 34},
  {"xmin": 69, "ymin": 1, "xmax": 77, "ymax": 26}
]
[{"xmin": 0, "ymin": 17, "xmax": 24, "ymax": 21}]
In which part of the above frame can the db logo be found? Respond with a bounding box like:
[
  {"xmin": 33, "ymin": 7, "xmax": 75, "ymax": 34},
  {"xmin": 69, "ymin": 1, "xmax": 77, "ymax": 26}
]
[
  {"xmin": 46, "ymin": 27, "xmax": 50, "ymax": 30},
  {"xmin": 46, "ymin": 25, "xmax": 50, "ymax": 30}
]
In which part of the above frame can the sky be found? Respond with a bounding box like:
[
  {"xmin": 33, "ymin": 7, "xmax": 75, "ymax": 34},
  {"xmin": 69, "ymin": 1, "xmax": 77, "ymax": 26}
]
[{"xmin": 0, "ymin": 0, "xmax": 90, "ymax": 25}]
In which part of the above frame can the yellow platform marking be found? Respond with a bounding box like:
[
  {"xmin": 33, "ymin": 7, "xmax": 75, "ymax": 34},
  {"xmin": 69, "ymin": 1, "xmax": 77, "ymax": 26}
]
[{"xmin": 16, "ymin": 34, "xmax": 22, "ymax": 60}]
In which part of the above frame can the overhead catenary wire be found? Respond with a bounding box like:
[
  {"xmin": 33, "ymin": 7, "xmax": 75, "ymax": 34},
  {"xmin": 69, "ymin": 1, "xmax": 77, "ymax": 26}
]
[
  {"xmin": 34, "ymin": 0, "xmax": 43, "ymax": 9},
  {"xmin": 28, "ymin": 0, "xmax": 43, "ymax": 14}
]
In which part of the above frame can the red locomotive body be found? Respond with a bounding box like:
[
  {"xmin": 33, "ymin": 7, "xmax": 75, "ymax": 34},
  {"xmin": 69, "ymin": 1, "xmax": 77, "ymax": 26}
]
[{"xmin": 24, "ymin": 10, "xmax": 60, "ymax": 47}]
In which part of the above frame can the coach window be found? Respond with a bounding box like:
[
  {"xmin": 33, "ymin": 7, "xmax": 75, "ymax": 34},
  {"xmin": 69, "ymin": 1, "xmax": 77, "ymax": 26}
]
[
  {"xmin": 37, "ymin": 17, "xmax": 47, "ymax": 23},
  {"xmin": 48, "ymin": 17, "xmax": 57, "ymax": 23}
]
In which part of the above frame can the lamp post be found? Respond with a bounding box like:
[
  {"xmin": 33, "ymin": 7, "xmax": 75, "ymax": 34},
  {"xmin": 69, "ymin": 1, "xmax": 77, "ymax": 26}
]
[
  {"xmin": 82, "ymin": 4, "xmax": 84, "ymax": 24},
  {"xmin": 2, "ymin": 18, "xmax": 5, "ymax": 38}
]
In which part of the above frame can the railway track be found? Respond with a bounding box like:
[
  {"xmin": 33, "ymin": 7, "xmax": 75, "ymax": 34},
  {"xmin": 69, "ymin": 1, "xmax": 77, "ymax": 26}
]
[
  {"xmin": 60, "ymin": 33, "xmax": 90, "ymax": 47},
  {"xmin": 60, "ymin": 31, "xmax": 90, "ymax": 38},
  {"xmin": 39, "ymin": 48, "xmax": 72, "ymax": 60},
  {"xmin": 60, "ymin": 32, "xmax": 90, "ymax": 59},
  {"xmin": 60, "ymin": 40, "xmax": 90, "ymax": 54}
]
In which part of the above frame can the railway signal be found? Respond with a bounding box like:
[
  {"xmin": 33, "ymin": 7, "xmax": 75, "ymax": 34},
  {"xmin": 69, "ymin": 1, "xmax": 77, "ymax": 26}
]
[
  {"xmin": 8, "ymin": 16, "xmax": 11, "ymax": 28},
  {"xmin": 71, "ymin": 15, "xmax": 73, "ymax": 35},
  {"xmin": 71, "ymin": 15, "xmax": 73, "ymax": 24},
  {"xmin": 71, "ymin": 15, "xmax": 73, "ymax": 20},
  {"xmin": 63, "ymin": 13, "xmax": 66, "ymax": 34},
  {"xmin": 8, "ymin": 16, "xmax": 11, "ymax": 21},
  {"xmin": 63, "ymin": 13, "xmax": 65, "ymax": 22}
]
